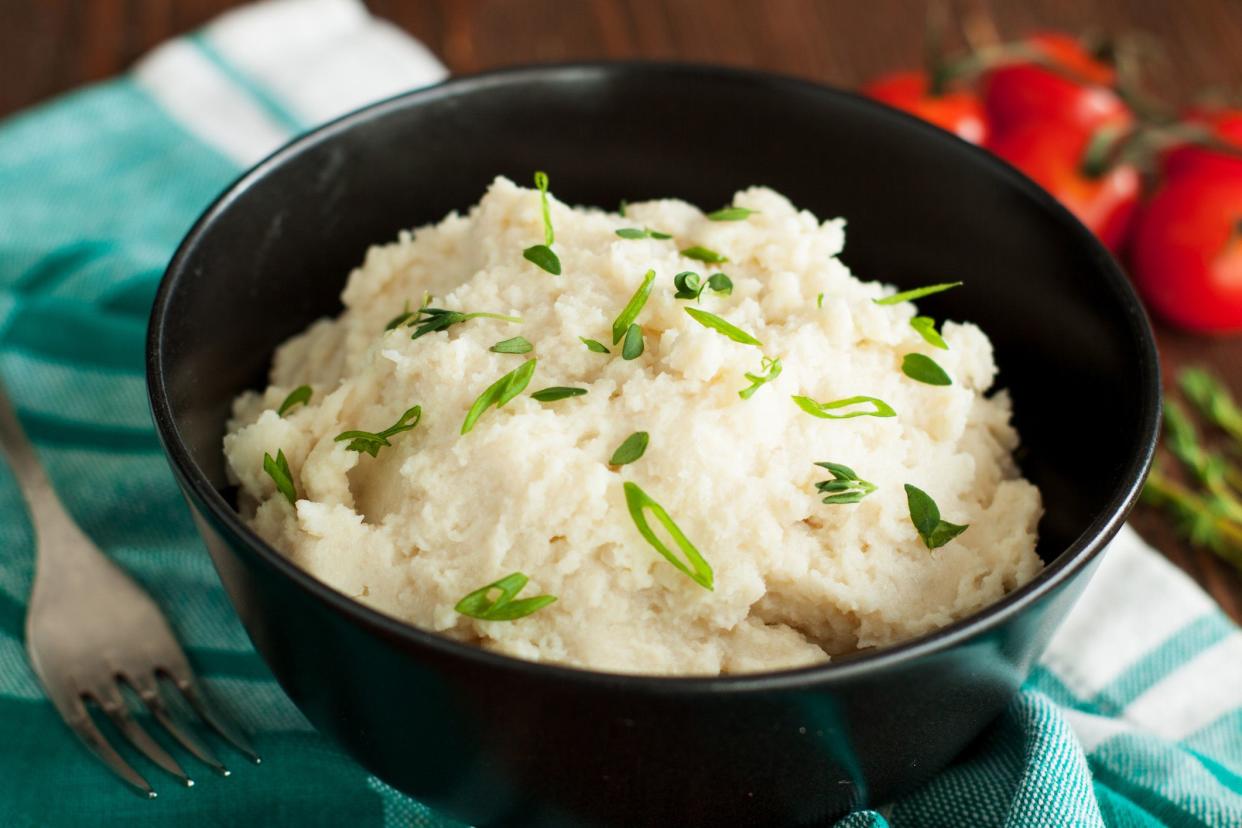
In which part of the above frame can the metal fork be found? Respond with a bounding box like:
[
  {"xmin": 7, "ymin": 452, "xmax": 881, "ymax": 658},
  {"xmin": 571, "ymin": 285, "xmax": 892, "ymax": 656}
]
[{"xmin": 3, "ymin": 379, "xmax": 260, "ymax": 797}]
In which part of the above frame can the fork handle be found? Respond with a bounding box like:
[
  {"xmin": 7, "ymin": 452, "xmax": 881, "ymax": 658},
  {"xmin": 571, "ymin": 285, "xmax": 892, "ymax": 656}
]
[{"xmin": 0, "ymin": 378, "xmax": 82, "ymax": 551}]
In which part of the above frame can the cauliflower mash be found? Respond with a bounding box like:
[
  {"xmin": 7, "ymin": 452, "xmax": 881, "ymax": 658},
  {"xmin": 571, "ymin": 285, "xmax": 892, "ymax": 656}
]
[{"xmin": 223, "ymin": 175, "xmax": 1042, "ymax": 675}]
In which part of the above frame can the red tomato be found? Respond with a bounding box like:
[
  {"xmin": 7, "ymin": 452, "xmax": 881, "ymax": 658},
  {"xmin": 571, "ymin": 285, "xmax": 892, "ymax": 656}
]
[
  {"xmin": 982, "ymin": 33, "xmax": 1132, "ymax": 140},
  {"xmin": 989, "ymin": 124, "xmax": 1140, "ymax": 252},
  {"xmin": 1128, "ymin": 167, "xmax": 1242, "ymax": 332},
  {"xmin": 1161, "ymin": 108, "xmax": 1242, "ymax": 180},
  {"xmin": 862, "ymin": 71, "xmax": 989, "ymax": 145}
]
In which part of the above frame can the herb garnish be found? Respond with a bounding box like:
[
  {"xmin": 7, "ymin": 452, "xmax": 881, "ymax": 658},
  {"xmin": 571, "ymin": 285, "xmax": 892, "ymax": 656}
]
[
  {"xmin": 612, "ymin": 269, "xmax": 656, "ymax": 344},
  {"xmin": 739, "ymin": 356, "xmax": 782, "ymax": 399},
  {"xmin": 386, "ymin": 293, "xmax": 435, "ymax": 330},
  {"xmin": 683, "ymin": 307, "xmax": 762, "ymax": 346},
  {"xmin": 491, "ymin": 336, "xmax": 533, "ymax": 354},
  {"xmin": 910, "ymin": 316, "xmax": 948, "ymax": 349},
  {"xmin": 455, "ymin": 572, "xmax": 556, "ymax": 621},
  {"xmin": 621, "ymin": 323, "xmax": 645, "ymax": 360},
  {"xmin": 385, "ymin": 301, "xmax": 415, "ymax": 331},
  {"xmin": 461, "ymin": 359, "xmax": 537, "ymax": 434},
  {"xmin": 278, "ymin": 385, "xmax": 311, "ymax": 416},
  {"xmin": 523, "ymin": 245, "xmax": 561, "ymax": 274},
  {"xmin": 706, "ymin": 206, "xmax": 758, "ymax": 221},
  {"xmin": 610, "ymin": 431, "xmax": 649, "ymax": 466},
  {"xmin": 623, "ymin": 482, "xmax": 714, "ymax": 590},
  {"xmin": 873, "ymin": 281, "xmax": 962, "ymax": 306},
  {"xmin": 814, "ymin": 462, "xmax": 877, "ymax": 504},
  {"xmin": 531, "ymin": 386, "xmax": 587, "ymax": 402},
  {"xmin": 901, "ymin": 353, "xmax": 952, "ymax": 386},
  {"xmin": 580, "ymin": 337, "xmax": 610, "ymax": 354},
  {"xmin": 616, "ymin": 228, "xmax": 673, "ymax": 240},
  {"xmin": 673, "ymin": 271, "xmax": 733, "ymax": 302},
  {"xmin": 618, "ymin": 199, "xmax": 628, "ymax": 217},
  {"xmin": 522, "ymin": 171, "xmax": 561, "ymax": 274},
  {"xmin": 904, "ymin": 484, "xmax": 969, "ymax": 549},
  {"xmin": 792, "ymin": 395, "xmax": 897, "ymax": 419},
  {"xmin": 263, "ymin": 450, "xmax": 296, "ymax": 504},
  {"xmin": 817, "ymin": 293, "xmax": 824, "ymax": 309},
  {"xmin": 680, "ymin": 245, "xmax": 729, "ymax": 264},
  {"xmin": 407, "ymin": 307, "xmax": 523, "ymax": 340},
  {"xmin": 1181, "ymin": 368, "xmax": 1242, "ymax": 444},
  {"xmin": 335, "ymin": 405, "xmax": 422, "ymax": 456}
]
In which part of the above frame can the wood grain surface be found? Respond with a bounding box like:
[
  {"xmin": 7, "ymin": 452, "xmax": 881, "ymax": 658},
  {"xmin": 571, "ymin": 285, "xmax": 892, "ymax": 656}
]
[{"xmin": 3, "ymin": 0, "xmax": 1241, "ymax": 620}]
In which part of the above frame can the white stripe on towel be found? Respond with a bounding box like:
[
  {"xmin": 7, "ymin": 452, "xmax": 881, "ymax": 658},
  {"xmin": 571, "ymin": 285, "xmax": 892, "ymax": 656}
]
[
  {"xmin": 1123, "ymin": 633, "xmax": 1242, "ymax": 741},
  {"xmin": 1040, "ymin": 525, "xmax": 1216, "ymax": 698},
  {"xmin": 132, "ymin": 38, "xmax": 292, "ymax": 166},
  {"xmin": 203, "ymin": 0, "xmax": 447, "ymax": 128}
]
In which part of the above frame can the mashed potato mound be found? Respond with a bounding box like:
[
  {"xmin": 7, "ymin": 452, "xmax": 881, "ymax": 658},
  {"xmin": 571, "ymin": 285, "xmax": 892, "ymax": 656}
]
[{"xmin": 224, "ymin": 176, "xmax": 1042, "ymax": 675}]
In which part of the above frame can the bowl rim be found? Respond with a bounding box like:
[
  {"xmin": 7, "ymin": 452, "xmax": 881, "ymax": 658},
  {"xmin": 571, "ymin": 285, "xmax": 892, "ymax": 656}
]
[{"xmin": 147, "ymin": 60, "xmax": 1161, "ymax": 693}]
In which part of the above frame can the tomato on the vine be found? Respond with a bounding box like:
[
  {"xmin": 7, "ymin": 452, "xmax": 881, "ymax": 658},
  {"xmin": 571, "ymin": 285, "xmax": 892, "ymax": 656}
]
[
  {"xmin": 862, "ymin": 71, "xmax": 989, "ymax": 145},
  {"xmin": 1161, "ymin": 107, "xmax": 1242, "ymax": 180},
  {"xmin": 1128, "ymin": 160, "xmax": 1242, "ymax": 333},
  {"xmin": 1127, "ymin": 106, "xmax": 1242, "ymax": 332},
  {"xmin": 982, "ymin": 32, "xmax": 1132, "ymax": 140},
  {"xmin": 989, "ymin": 123, "xmax": 1140, "ymax": 252}
]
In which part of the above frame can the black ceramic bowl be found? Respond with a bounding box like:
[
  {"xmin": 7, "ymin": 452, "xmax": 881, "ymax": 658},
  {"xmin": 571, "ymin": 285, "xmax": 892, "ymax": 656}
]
[{"xmin": 147, "ymin": 63, "xmax": 1159, "ymax": 827}]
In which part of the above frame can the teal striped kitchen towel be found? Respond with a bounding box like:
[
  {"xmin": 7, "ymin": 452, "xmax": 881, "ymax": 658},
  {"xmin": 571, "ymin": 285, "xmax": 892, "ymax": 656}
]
[{"xmin": 0, "ymin": 1, "xmax": 1238, "ymax": 824}]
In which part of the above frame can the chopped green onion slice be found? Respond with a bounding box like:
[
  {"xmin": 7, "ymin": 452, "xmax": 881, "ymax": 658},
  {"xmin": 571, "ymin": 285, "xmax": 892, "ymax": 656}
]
[
  {"xmin": 901, "ymin": 353, "xmax": 952, "ymax": 386},
  {"xmin": 904, "ymin": 484, "xmax": 969, "ymax": 549},
  {"xmin": 490, "ymin": 336, "xmax": 533, "ymax": 354},
  {"xmin": 873, "ymin": 281, "xmax": 962, "ymax": 306},
  {"xmin": 739, "ymin": 355, "xmax": 782, "ymax": 399},
  {"xmin": 455, "ymin": 572, "xmax": 556, "ymax": 620},
  {"xmin": 791, "ymin": 395, "xmax": 896, "ymax": 419},
  {"xmin": 534, "ymin": 170, "xmax": 554, "ymax": 246},
  {"xmin": 461, "ymin": 359, "xmax": 537, "ymax": 434},
  {"xmin": 263, "ymin": 449, "xmax": 296, "ymax": 505},
  {"xmin": 580, "ymin": 337, "xmax": 610, "ymax": 354},
  {"xmin": 910, "ymin": 316, "xmax": 948, "ymax": 350},
  {"xmin": 623, "ymin": 482, "xmax": 713, "ymax": 590},
  {"xmin": 616, "ymin": 227, "xmax": 673, "ymax": 240},
  {"xmin": 335, "ymin": 405, "xmax": 422, "ymax": 457},
  {"xmin": 612, "ymin": 269, "xmax": 656, "ymax": 344},
  {"xmin": 683, "ymin": 306, "xmax": 762, "ymax": 346},
  {"xmin": 814, "ymin": 461, "xmax": 877, "ymax": 504},
  {"xmin": 277, "ymin": 385, "xmax": 312, "ymax": 416},
  {"xmin": 531, "ymin": 386, "xmax": 587, "ymax": 402},
  {"xmin": 621, "ymin": 323, "xmax": 645, "ymax": 360},
  {"xmin": 680, "ymin": 245, "xmax": 729, "ymax": 264},
  {"xmin": 610, "ymin": 431, "xmax": 649, "ymax": 466},
  {"xmin": 706, "ymin": 206, "xmax": 758, "ymax": 221},
  {"xmin": 817, "ymin": 292, "xmax": 824, "ymax": 309}
]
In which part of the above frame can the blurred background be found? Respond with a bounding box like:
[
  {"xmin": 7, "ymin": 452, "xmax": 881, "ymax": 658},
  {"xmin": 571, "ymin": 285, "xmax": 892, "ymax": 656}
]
[{"xmin": 3, "ymin": 0, "xmax": 1241, "ymax": 620}]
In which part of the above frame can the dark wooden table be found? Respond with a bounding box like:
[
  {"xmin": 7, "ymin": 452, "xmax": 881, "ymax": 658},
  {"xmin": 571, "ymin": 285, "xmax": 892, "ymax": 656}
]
[{"xmin": 4, "ymin": 0, "xmax": 1241, "ymax": 621}]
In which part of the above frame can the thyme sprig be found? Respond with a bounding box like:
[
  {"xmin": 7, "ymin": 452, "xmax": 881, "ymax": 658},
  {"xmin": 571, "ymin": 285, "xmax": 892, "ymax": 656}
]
[
  {"xmin": 401, "ymin": 307, "xmax": 522, "ymax": 340},
  {"xmin": 814, "ymin": 462, "xmax": 877, "ymax": 505},
  {"xmin": 335, "ymin": 406, "xmax": 422, "ymax": 456},
  {"xmin": 1141, "ymin": 366, "xmax": 1242, "ymax": 574}
]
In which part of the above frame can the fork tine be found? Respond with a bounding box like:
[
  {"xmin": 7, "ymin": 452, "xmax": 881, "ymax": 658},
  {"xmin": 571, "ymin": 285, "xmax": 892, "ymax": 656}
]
[
  {"xmin": 168, "ymin": 673, "xmax": 262, "ymax": 764},
  {"xmin": 125, "ymin": 673, "xmax": 231, "ymax": 777},
  {"xmin": 149, "ymin": 698, "xmax": 232, "ymax": 777},
  {"xmin": 93, "ymin": 684, "xmax": 194, "ymax": 787},
  {"xmin": 61, "ymin": 695, "xmax": 156, "ymax": 798}
]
